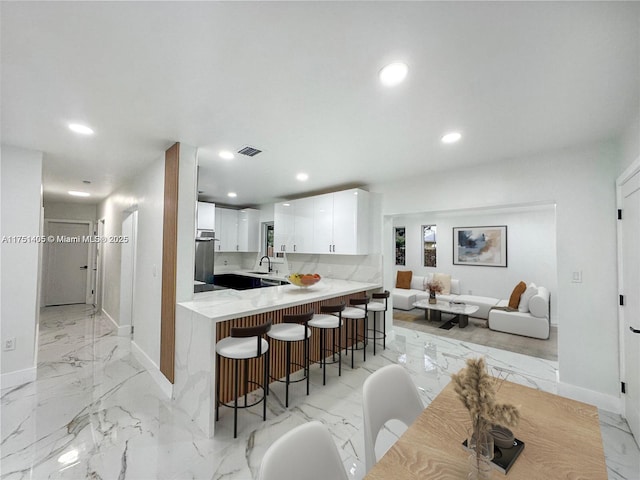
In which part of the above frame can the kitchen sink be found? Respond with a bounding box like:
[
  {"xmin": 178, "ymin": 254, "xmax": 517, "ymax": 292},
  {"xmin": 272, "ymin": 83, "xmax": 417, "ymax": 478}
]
[{"xmin": 246, "ymin": 271, "xmax": 270, "ymax": 275}]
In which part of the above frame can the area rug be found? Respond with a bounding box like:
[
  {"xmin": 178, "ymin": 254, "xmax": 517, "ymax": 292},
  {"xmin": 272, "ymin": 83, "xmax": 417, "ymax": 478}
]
[{"xmin": 393, "ymin": 308, "xmax": 558, "ymax": 361}]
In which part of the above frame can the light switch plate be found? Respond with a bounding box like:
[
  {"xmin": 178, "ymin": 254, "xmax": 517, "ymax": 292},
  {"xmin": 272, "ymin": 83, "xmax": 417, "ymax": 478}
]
[{"xmin": 572, "ymin": 271, "xmax": 582, "ymax": 283}]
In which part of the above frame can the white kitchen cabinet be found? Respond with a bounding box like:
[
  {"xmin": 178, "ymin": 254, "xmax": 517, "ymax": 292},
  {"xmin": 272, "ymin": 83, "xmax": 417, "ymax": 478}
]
[
  {"xmin": 237, "ymin": 208, "xmax": 260, "ymax": 252},
  {"xmin": 274, "ymin": 202, "xmax": 295, "ymax": 252},
  {"xmin": 331, "ymin": 188, "xmax": 368, "ymax": 254},
  {"xmin": 292, "ymin": 197, "xmax": 314, "ymax": 253},
  {"xmin": 273, "ymin": 188, "xmax": 369, "ymax": 255},
  {"xmin": 312, "ymin": 188, "xmax": 369, "ymax": 254},
  {"xmin": 215, "ymin": 207, "xmax": 238, "ymax": 252},
  {"xmin": 197, "ymin": 201, "xmax": 216, "ymax": 231},
  {"xmin": 312, "ymin": 193, "xmax": 334, "ymax": 253}
]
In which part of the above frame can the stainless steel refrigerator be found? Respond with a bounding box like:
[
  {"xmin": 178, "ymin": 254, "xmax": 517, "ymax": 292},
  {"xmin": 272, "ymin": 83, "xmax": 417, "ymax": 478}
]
[{"xmin": 194, "ymin": 233, "xmax": 216, "ymax": 292}]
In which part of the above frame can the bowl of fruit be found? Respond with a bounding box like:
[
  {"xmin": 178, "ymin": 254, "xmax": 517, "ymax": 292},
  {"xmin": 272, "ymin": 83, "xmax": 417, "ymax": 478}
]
[{"xmin": 287, "ymin": 273, "xmax": 321, "ymax": 288}]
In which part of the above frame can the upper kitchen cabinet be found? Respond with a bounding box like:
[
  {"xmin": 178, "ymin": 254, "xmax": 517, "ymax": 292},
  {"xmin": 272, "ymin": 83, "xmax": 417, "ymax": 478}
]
[
  {"xmin": 273, "ymin": 202, "xmax": 295, "ymax": 252},
  {"xmin": 314, "ymin": 188, "xmax": 369, "ymax": 254},
  {"xmin": 274, "ymin": 188, "xmax": 369, "ymax": 255},
  {"xmin": 274, "ymin": 198, "xmax": 314, "ymax": 253},
  {"xmin": 214, "ymin": 207, "xmax": 260, "ymax": 252},
  {"xmin": 197, "ymin": 201, "xmax": 216, "ymax": 231},
  {"xmin": 237, "ymin": 209, "xmax": 260, "ymax": 252},
  {"xmin": 215, "ymin": 207, "xmax": 238, "ymax": 251}
]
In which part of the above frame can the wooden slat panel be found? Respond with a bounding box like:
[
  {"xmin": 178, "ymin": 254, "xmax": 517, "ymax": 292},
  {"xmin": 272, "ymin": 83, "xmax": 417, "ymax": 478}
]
[
  {"xmin": 160, "ymin": 142, "xmax": 180, "ymax": 383},
  {"xmin": 216, "ymin": 291, "xmax": 369, "ymax": 403}
]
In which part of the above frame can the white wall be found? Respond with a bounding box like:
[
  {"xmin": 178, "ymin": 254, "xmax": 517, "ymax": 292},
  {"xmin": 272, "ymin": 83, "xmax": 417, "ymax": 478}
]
[
  {"xmin": 0, "ymin": 145, "xmax": 43, "ymax": 387},
  {"xmin": 44, "ymin": 201, "xmax": 97, "ymax": 222},
  {"xmin": 97, "ymin": 155, "xmax": 165, "ymax": 366},
  {"xmin": 373, "ymin": 140, "xmax": 621, "ymax": 406},
  {"xmin": 619, "ymin": 114, "xmax": 640, "ymax": 172},
  {"xmin": 392, "ymin": 205, "xmax": 557, "ymax": 322},
  {"xmin": 176, "ymin": 144, "xmax": 198, "ymax": 302}
]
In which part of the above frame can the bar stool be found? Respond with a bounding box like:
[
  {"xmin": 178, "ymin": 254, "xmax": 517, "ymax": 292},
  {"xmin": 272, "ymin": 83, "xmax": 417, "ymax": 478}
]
[
  {"xmin": 342, "ymin": 297, "xmax": 369, "ymax": 368},
  {"xmin": 308, "ymin": 302, "xmax": 345, "ymax": 385},
  {"xmin": 215, "ymin": 320, "xmax": 272, "ymax": 438},
  {"xmin": 268, "ymin": 311, "xmax": 313, "ymax": 407},
  {"xmin": 361, "ymin": 290, "xmax": 389, "ymax": 355}
]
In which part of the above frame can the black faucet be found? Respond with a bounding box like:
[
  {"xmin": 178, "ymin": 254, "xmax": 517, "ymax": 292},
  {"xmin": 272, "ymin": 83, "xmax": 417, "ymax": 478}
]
[{"xmin": 259, "ymin": 255, "xmax": 272, "ymax": 272}]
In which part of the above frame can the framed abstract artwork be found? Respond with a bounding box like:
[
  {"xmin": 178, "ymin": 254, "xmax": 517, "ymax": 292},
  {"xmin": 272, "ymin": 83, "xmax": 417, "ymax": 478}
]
[{"xmin": 453, "ymin": 226, "xmax": 507, "ymax": 267}]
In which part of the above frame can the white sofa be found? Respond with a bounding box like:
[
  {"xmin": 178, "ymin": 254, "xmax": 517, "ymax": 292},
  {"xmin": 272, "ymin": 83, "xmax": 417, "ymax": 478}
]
[
  {"xmin": 392, "ymin": 274, "xmax": 500, "ymax": 320},
  {"xmin": 488, "ymin": 286, "xmax": 550, "ymax": 339}
]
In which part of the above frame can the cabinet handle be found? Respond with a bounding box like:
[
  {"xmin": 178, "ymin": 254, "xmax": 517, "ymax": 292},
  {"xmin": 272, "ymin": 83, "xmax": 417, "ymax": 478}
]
[
  {"xmin": 294, "ymin": 245, "xmax": 296, "ymax": 252},
  {"xmin": 631, "ymin": 326, "xmax": 640, "ymax": 334},
  {"xmin": 329, "ymin": 245, "xmax": 332, "ymax": 253}
]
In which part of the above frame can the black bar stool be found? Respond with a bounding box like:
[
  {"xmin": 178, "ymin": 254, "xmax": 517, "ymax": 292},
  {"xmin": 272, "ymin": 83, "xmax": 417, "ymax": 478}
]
[
  {"xmin": 267, "ymin": 311, "xmax": 313, "ymax": 407},
  {"xmin": 342, "ymin": 297, "xmax": 369, "ymax": 368},
  {"xmin": 215, "ymin": 320, "xmax": 272, "ymax": 438},
  {"xmin": 308, "ymin": 302, "xmax": 345, "ymax": 385},
  {"xmin": 362, "ymin": 290, "xmax": 389, "ymax": 355}
]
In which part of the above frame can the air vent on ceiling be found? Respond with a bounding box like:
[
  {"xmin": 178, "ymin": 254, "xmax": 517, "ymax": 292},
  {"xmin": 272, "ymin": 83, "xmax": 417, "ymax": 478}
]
[{"xmin": 237, "ymin": 146, "xmax": 262, "ymax": 157}]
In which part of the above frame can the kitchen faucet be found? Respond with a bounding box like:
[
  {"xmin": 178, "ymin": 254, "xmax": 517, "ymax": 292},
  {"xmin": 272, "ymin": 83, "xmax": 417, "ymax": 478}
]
[{"xmin": 259, "ymin": 255, "xmax": 272, "ymax": 272}]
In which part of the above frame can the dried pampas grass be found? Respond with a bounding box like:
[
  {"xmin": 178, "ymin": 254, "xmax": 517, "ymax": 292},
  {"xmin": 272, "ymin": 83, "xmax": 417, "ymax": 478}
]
[{"xmin": 451, "ymin": 357, "xmax": 520, "ymax": 436}]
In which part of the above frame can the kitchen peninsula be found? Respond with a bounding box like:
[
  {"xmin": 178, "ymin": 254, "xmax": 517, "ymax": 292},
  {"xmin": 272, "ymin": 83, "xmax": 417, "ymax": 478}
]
[{"xmin": 173, "ymin": 277, "xmax": 382, "ymax": 437}]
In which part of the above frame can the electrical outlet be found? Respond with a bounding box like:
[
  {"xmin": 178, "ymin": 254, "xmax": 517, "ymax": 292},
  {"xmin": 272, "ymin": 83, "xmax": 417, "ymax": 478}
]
[{"xmin": 3, "ymin": 337, "xmax": 16, "ymax": 351}]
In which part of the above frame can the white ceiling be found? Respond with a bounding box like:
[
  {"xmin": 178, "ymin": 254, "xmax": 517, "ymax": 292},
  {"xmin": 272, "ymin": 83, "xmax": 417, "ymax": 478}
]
[{"xmin": 2, "ymin": 2, "xmax": 639, "ymax": 207}]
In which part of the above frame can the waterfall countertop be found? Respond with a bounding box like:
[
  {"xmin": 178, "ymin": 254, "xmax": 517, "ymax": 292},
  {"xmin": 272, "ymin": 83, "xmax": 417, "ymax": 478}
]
[{"xmin": 178, "ymin": 277, "xmax": 381, "ymax": 322}]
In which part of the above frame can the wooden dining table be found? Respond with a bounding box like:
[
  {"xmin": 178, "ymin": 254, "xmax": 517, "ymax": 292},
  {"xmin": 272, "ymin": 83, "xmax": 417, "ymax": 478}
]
[{"xmin": 364, "ymin": 379, "xmax": 607, "ymax": 479}]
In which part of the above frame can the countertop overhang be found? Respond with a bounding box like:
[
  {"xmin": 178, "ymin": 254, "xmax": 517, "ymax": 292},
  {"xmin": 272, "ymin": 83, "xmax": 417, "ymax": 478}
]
[{"xmin": 178, "ymin": 278, "xmax": 381, "ymax": 322}]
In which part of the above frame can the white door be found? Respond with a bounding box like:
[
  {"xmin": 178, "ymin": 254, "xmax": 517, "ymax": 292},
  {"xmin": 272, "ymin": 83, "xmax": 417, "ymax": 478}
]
[
  {"xmin": 44, "ymin": 221, "xmax": 90, "ymax": 306},
  {"xmin": 119, "ymin": 211, "xmax": 138, "ymax": 336},
  {"xmin": 620, "ymin": 171, "xmax": 640, "ymax": 445}
]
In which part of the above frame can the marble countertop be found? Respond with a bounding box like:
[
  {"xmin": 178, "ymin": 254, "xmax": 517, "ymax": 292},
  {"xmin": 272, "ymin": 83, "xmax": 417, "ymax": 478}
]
[{"xmin": 178, "ymin": 277, "xmax": 381, "ymax": 322}]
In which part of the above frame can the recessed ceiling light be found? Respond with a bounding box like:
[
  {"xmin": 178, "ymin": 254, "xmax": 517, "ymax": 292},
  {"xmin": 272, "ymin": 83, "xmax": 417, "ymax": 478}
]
[
  {"xmin": 283, "ymin": 203, "xmax": 291, "ymax": 207},
  {"xmin": 68, "ymin": 191, "xmax": 90, "ymax": 197},
  {"xmin": 68, "ymin": 123, "xmax": 94, "ymax": 135},
  {"xmin": 379, "ymin": 62, "xmax": 408, "ymax": 87},
  {"xmin": 219, "ymin": 150, "xmax": 235, "ymax": 160},
  {"xmin": 296, "ymin": 173, "xmax": 309, "ymax": 181},
  {"xmin": 227, "ymin": 192, "xmax": 237, "ymax": 198},
  {"xmin": 441, "ymin": 132, "xmax": 462, "ymax": 144}
]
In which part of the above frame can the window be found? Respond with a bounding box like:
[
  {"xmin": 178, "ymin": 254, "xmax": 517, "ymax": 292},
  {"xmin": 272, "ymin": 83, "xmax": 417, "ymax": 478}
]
[{"xmin": 423, "ymin": 225, "xmax": 436, "ymax": 267}]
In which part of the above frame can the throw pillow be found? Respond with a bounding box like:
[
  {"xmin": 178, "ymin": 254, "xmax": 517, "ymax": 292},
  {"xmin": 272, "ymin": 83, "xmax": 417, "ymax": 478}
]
[
  {"xmin": 396, "ymin": 271, "xmax": 413, "ymax": 289},
  {"xmin": 508, "ymin": 281, "xmax": 527, "ymax": 309},
  {"xmin": 433, "ymin": 273, "xmax": 452, "ymax": 295},
  {"xmin": 518, "ymin": 283, "xmax": 538, "ymax": 313}
]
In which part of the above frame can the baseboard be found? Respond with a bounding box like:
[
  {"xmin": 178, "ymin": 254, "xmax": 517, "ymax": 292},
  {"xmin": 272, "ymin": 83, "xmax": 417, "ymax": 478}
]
[
  {"xmin": 558, "ymin": 381, "xmax": 621, "ymax": 413},
  {"xmin": 0, "ymin": 366, "xmax": 37, "ymax": 389},
  {"xmin": 117, "ymin": 324, "xmax": 132, "ymax": 336},
  {"xmin": 101, "ymin": 309, "xmax": 131, "ymax": 337},
  {"xmin": 131, "ymin": 341, "xmax": 173, "ymax": 399},
  {"xmin": 102, "ymin": 308, "xmax": 118, "ymax": 330}
]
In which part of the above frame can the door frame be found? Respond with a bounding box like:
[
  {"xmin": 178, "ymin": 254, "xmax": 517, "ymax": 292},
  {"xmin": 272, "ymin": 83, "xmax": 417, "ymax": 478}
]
[
  {"xmin": 119, "ymin": 209, "xmax": 138, "ymax": 338},
  {"xmin": 95, "ymin": 218, "xmax": 106, "ymax": 310},
  {"xmin": 616, "ymin": 155, "xmax": 640, "ymax": 425},
  {"xmin": 43, "ymin": 219, "xmax": 93, "ymax": 305}
]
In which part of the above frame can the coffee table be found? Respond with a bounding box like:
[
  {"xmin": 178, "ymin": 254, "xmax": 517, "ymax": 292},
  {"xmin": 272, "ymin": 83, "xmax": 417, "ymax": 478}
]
[{"xmin": 412, "ymin": 299, "xmax": 479, "ymax": 328}]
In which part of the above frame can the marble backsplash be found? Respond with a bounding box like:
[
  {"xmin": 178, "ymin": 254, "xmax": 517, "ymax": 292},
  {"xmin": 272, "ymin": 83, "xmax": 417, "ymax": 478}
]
[{"xmin": 214, "ymin": 252, "xmax": 383, "ymax": 285}]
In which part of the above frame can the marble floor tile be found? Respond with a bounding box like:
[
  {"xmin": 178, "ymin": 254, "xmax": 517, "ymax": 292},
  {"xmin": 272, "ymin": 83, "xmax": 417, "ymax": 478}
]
[{"xmin": 1, "ymin": 305, "xmax": 638, "ymax": 480}]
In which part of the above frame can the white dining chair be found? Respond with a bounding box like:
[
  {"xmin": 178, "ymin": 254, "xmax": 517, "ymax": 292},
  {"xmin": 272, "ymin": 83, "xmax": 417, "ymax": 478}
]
[
  {"xmin": 362, "ymin": 364, "xmax": 424, "ymax": 472},
  {"xmin": 257, "ymin": 420, "xmax": 348, "ymax": 480}
]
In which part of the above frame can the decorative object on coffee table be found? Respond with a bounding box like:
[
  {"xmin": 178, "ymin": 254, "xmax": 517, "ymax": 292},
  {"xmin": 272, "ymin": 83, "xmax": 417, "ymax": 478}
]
[
  {"xmin": 426, "ymin": 280, "xmax": 442, "ymax": 304},
  {"xmin": 451, "ymin": 357, "xmax": 520, "ymax": 480}
]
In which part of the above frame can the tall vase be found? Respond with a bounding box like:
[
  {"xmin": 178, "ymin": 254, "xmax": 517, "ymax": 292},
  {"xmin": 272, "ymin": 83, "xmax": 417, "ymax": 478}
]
[{"xmin": 467, "ymin": 429, "xmax": 494, "ymax": 480}]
